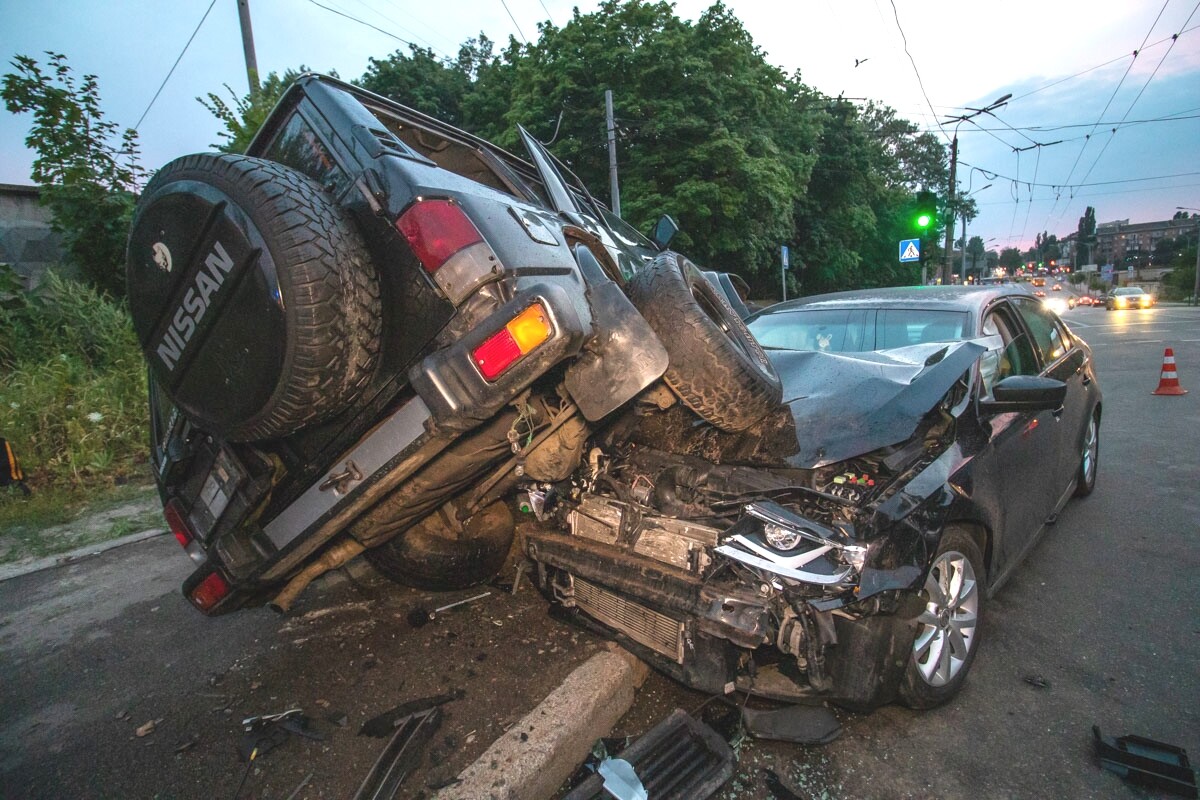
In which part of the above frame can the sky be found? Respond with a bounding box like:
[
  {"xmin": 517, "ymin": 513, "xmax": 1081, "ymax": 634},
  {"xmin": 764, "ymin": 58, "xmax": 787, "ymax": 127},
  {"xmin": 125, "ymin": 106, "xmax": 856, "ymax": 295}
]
[{"xmin": 2, "ymin": 0, "xmax": 1199, "ymax": 255}]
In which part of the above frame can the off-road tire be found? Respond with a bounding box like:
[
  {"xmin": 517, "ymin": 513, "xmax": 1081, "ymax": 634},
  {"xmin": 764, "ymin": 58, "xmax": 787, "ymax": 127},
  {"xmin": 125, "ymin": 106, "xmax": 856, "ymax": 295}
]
[
  {"xmin": 129, "ymin": 153, "xmax": 381, "ymax": 441},
  {"xmin": 628, "ymin": 252, "xmax": 781, "ymax": 431},
  {"xmin": 365, "ymin": 502, "xmax": 515, "ymax": 591}
]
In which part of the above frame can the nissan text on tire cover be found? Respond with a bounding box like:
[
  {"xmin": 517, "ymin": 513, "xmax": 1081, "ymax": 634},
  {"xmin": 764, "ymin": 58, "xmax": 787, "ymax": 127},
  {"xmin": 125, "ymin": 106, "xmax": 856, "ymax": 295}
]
[{"xmin": 128, "ymin": 75, "xmax": 1101, "ymax": 710}]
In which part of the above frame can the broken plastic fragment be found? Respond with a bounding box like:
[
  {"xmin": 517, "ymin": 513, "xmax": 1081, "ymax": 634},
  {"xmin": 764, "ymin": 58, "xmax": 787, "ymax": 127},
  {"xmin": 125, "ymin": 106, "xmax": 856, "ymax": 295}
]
[{"xmin": 597, "ymin": 758, "xmax": 648, "ymax": 800}]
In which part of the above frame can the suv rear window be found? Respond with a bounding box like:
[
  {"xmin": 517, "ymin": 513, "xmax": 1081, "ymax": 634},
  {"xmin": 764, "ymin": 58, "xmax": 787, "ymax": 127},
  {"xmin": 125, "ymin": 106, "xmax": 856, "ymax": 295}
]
[{"xmin": 263, "ymin": 112, "xmax": 351, "ymax": 196}]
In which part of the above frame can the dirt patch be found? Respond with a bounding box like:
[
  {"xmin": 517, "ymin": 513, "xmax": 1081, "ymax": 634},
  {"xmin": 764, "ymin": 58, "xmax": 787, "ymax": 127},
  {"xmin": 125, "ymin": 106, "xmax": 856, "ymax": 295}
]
[{"xmin": 0, "ymin": 485, "xmax": 162, "ymax": 566}]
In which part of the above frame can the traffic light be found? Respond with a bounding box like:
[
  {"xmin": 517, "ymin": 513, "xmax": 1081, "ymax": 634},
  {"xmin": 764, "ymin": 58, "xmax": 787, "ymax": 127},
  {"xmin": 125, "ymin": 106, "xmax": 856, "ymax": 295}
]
[{"xmin": 914, "ymin": 190, "xmax": 937, "ymax": 232}]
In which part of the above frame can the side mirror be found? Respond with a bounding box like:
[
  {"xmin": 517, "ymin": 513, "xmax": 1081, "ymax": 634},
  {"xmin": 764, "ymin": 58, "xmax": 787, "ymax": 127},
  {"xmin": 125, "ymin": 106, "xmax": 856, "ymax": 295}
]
[
  {"xmin": 979, "ymin": 375, "xmax": 1067, "ymax": 414},
  {"xmin": 651, "ymin": 214, "xmax": 679, "ymax": 250}
]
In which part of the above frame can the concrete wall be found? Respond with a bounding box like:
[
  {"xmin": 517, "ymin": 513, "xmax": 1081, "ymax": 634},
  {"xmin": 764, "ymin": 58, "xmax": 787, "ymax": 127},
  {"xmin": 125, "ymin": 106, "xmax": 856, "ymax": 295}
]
[{"xmin": 0, "ymin": 184, "xmax": 65, "ymax": 287}]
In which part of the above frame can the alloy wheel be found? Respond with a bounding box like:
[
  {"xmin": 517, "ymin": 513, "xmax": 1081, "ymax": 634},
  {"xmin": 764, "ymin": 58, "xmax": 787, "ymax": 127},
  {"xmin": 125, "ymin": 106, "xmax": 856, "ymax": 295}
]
[
  {"xmin": 913, "ymin": 550, "xmax": 979, "ymax": 687},
  {"xmin": 1081, "ymin": 416, "xmax": 1098, "ymax": 487}
]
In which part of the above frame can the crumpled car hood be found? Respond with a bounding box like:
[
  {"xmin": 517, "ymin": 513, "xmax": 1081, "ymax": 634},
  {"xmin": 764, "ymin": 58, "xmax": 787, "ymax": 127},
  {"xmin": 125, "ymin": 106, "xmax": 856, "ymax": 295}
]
[{"xmin": 768, "ymin": 340, "xmax": 986, "ymax": 468}]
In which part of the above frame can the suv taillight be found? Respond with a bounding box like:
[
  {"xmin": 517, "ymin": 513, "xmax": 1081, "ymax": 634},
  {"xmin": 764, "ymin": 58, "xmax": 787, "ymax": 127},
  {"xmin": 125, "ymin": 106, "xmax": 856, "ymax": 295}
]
[
  {"xmin": 164, "ymin": 498, "xmax": 206, "ymax": 565},
  {"xmin": 472, "ymin": 303, "xmax": 553, "ymax": 380},
  {"xmin": 396, "ymin": 199, "xmax": 483, "ymax": 273}
]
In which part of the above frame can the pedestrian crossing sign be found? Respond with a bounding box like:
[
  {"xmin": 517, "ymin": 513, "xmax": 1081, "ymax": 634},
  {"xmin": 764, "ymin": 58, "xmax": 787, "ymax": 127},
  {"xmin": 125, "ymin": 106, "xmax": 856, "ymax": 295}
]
[{"xmin": 899, "ymin": 238, "xmax": 921, "ymax": 263}]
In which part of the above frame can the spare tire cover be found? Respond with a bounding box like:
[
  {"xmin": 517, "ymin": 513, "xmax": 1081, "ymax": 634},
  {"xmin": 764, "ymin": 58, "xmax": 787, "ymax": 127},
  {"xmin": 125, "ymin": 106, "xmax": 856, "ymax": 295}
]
[{"xmin": 127, "ymin": 153, "xmax": 380, "ymax": 441}]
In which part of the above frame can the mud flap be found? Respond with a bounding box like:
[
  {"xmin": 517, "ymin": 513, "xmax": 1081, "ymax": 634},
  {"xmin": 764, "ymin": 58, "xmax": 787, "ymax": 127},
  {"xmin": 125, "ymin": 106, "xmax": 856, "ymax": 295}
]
[{"xmin": 564, "ymin": 245, "xmax": 668, "ymax": 421}]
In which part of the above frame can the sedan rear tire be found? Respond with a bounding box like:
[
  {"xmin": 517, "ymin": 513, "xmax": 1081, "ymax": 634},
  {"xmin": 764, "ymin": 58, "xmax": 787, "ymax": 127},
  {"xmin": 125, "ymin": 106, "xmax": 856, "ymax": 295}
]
[{"xmin": 899, "ymin": 529, "xmax": 985, "ymax": 709}]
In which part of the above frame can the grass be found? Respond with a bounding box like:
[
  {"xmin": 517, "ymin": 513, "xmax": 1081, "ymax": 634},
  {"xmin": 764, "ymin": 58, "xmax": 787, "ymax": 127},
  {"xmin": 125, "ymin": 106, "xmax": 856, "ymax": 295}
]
[
  {"xmin": 0, "ymin": 265, "xmax": 160, "ymax": 565},
  {"xmin": 0, "ymin": 478, "xmax": 163, "ymax": 564}
]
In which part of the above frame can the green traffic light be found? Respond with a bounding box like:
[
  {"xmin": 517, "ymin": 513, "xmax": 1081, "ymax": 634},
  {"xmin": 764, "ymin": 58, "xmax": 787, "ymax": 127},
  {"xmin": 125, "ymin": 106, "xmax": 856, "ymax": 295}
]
[{"xmin": 917, "ymin": 213, "xmax": 931, "ymax": 228}]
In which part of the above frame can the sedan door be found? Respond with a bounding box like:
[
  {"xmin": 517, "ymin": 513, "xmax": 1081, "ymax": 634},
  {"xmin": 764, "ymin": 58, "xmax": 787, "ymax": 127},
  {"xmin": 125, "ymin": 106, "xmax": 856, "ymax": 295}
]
[
  {"xmin": 974, "ymin": 301, "xmax": 1064, "ymax": 575},
  {"xmin": 1009, "ymin": 297, "xmax": 1092, "ymax": 502}
]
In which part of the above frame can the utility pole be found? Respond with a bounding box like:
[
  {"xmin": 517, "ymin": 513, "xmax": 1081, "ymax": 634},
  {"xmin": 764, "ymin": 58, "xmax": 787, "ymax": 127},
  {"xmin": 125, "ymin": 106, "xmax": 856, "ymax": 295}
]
[
  {"xmin": 605, "ymin": 89, "xmax": 621, "ymax": 217},
  {"xmin": 941, "ymin": 93, "xmax": 1012, "ymax": 284},
  {"xmin": 942, "ymin": 136, "xmax": 957, "ymax": 285},
  {"xmin": 237, "ymin": 0, "xmax": 260, "ymax": 98}
]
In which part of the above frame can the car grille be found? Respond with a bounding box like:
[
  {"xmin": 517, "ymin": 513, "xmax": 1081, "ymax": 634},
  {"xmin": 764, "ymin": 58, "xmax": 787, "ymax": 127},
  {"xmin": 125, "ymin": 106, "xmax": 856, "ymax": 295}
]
[{"xmin": 573, "ymin": 577, "xmax": 685, "ymax": 663}]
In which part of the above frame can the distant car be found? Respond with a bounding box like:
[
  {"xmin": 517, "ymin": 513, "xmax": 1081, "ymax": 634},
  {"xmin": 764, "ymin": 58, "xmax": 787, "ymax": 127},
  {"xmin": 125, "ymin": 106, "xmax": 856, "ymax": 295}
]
[
  {"xmin": 1052, "ymin": 284, "xmax": 1062, "ymax": 291},
  {"xmin": 1077, "ymin": 296, "xmax": 1095, "ymax": 307},
  {"xmin": 1034, "ymin": 289, "xmax": 1047, "ymax": 298},
  {"xmin": 1106, "ymin": 287, "xmax": 1154, "ymax": 310}
]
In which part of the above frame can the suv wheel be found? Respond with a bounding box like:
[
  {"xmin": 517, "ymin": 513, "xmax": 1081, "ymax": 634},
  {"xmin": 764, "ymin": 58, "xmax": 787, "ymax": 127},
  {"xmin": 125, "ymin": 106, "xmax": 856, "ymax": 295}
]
[
  {"xmin": 628, "ymin": 252, "xmax": 781, "ymax": 431},
  {"xmin": 127, "ymin": 154, "xmax": 381, "ymax": 441}
]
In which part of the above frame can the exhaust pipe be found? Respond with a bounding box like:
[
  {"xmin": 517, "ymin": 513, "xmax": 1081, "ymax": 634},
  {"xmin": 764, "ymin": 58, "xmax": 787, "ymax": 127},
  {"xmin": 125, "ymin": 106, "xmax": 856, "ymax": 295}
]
[{"xmin": 269, "ymin": 538, "xmax": 365, "ymax": 614}]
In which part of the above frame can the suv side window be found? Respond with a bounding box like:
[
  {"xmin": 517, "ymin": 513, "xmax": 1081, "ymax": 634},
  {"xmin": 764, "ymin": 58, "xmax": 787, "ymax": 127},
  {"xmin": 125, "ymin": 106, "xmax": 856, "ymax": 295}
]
[
  {"xmin": 1012, "ymin": 298, "xmax": 1069, "ymax": 366},
  {"xmin": 262, "ymin": 111, "xmax": 352, "ymax": 197}
]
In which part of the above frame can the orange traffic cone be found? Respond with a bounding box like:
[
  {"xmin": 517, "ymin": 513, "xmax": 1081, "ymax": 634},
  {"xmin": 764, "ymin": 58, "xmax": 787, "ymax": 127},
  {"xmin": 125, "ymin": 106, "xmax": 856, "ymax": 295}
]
[{"xmin": 1152, "ymin": 348, "xmax": 1188, "ymax": 395}]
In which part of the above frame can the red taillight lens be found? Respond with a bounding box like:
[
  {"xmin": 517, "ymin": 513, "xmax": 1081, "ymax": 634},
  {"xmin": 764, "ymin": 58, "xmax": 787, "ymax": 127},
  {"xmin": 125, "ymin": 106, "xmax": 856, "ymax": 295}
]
[
  {"xmin": 191, "ymin": 571, "xmax": 230, "ymax": 611},
  {"xmin": 396, "ymin": 199, "xmax": 483, "ymax": 273},
  {"xmin": 164, "ymin": 499, "xmax": 193, "ymax": 549},
  {"xmin": 472, "ymin": 303, "xmax": 553, "ymax": 381}
]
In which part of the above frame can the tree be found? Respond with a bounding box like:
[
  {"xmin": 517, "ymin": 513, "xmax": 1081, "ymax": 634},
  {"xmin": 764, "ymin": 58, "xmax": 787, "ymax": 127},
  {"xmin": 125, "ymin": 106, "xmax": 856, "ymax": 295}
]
[
  {"xmin": 966, "ymin": 235, "xmax": 986, "ymax": 271},
  {"xmin": 2, "ymin": 53, "xmax": 144, "ymax": 297},
  {"xmin": 999, "ymin": 247, "xmax": 1023, "ymax": 270},
  {"xmin": 1076, "ymin": 206, "xmax": 1097, "ymax": 265},
  {"xmin": 357, "ymin": 43, "xmax": 480, "ymax": 125},
  {"xmin": 198, "ymin": 68, "xmax": 324, "ymax": 153}
]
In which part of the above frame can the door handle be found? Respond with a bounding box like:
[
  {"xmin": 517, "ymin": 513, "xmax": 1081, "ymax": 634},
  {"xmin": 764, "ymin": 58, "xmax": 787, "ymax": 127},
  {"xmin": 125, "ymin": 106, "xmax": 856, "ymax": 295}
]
[{"xmin": 1082, "ymin": 375, "xmax": 1092, "ymax": 386}]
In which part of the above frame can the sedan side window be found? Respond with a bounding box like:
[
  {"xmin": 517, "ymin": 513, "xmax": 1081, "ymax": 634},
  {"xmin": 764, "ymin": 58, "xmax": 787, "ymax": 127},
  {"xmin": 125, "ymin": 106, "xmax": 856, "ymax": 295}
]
[
  {"xmin": 1012, "ymin": 298, "xmax": 1068, "ymax": 367},
  {"xmin": 980, "ymin": 306, "xmax": 1038, "ymax": 398}
]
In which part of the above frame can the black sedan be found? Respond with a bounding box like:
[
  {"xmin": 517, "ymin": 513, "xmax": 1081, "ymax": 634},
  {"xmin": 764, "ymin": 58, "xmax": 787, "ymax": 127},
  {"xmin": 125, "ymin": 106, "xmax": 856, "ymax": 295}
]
[{"xmin": 729, "ymin": 285, "xmax": 1101, "ymax": 705}]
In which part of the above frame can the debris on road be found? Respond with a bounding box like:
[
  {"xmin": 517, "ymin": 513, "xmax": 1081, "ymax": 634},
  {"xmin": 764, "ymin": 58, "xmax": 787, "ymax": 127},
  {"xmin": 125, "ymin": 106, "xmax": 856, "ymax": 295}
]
[
  {"xmin": 741, "ymin": 704, "xmax": 841, "ymax": 746},
  {"xmin": 564, "ymin": 709, "xmax": 732, "ymax": 799},
  {"xmin": 358, "ymin": 690, "xmax": 463, "ymax": 738},
  {"xmin": 239, "ymin": 709, "xmax": 324, "ymax": 762},
  {"xmin": 1093, "ymin": 725, "xmax": 1197, "ymax": 798},
  {"xmin": 352, "ymin": 706, "xmax": 442, "ymax": 800},
  {"xmin": 1023, "ymin": 674, "xmax": 1051, "ymax": 689},
  {"xmin": 407, "ymin": 592, "xmax": 492, "ymax": 628},
  {"xmin": 135, "ymin": 720, "xmax": 158, "ymax": 737}
]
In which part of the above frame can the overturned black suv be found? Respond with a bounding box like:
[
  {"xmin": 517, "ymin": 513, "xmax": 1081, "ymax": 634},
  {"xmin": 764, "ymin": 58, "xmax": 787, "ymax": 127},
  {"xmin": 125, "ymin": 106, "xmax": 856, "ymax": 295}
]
[{"xmin": 128, "ymin": 75, "xmax": 1100, "ymax": 711}]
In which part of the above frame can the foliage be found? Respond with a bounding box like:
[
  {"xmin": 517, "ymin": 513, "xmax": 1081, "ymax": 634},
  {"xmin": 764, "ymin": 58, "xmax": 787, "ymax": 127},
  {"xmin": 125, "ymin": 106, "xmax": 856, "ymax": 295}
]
[
  {"xmin": 1076, "ymin": 206, "xmax": 1097, "ymax": 265},
  {"xmin": 1162, "ymin": 246, "xmax": 1197, "ymax": 300},
  {"xmin": 357, "ymin": 39, "xmax": 498, "ymax": 124},
  {"xmin": 0, "ymin": 268, "xmax": 147, "ymax": 488},
  {"xmin": 2, "ymin": 53, "xmax": 144, "ymax": 298},
  {"xmin": 998, "ymin": 247, "xmax": 1023, "ymax": 269},
  {"xmin": 199, "ymin": 68, "xmax": 327, "ymax": 153}
]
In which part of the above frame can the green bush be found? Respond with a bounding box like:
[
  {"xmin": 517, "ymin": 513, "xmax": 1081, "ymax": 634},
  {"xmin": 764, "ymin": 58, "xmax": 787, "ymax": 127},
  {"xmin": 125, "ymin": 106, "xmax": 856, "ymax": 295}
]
[{"xmin": 0, "ymin": 267, "xmax": 148, "ymax": 487}]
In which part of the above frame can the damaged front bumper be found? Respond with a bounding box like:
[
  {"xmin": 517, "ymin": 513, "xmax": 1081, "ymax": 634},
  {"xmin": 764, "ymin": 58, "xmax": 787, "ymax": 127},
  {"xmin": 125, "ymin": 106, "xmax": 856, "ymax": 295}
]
[{"xmin": 527, "ymin": 496, "xmax": 927, "ymax": 709}]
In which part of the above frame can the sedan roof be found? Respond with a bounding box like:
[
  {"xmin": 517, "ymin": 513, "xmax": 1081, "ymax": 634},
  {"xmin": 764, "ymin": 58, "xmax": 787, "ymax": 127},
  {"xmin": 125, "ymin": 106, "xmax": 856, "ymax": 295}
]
[{"xmin": 750, "ymin": 285, "xmax": 1035, "ymax": 318}]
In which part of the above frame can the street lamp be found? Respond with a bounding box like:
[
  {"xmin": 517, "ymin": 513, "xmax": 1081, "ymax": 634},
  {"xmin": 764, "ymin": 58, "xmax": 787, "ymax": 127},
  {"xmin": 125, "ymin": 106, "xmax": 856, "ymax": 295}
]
[
  {"xmin": 1176, "ymin": 206, "xmax": 1200, "ymax": 306},
  {"xmin": 959, "ymin": 184, "xmax": 992, "ymax": 283}
]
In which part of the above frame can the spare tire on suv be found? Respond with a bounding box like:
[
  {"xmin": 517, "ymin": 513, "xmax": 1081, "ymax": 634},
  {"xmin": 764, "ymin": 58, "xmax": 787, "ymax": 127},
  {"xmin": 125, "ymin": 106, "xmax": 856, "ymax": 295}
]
[{"xmin": 127, "ymin": 154, "xmax": 381, "ymax": 441}]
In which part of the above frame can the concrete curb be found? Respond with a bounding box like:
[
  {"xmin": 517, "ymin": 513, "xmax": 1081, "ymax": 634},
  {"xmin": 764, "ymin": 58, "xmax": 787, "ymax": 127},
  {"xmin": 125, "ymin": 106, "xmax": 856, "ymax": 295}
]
[
  {"xmin": 0, "ymin": 527, "xmax": 168, "ymax": 583},
  {"xmin": 437, "ymin": 643, "xmax": 649, "ymax": 800}
]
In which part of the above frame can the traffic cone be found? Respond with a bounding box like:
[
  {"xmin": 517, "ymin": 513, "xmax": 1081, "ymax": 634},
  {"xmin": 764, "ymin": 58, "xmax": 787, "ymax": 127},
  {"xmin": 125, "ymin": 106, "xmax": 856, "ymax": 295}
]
[{"xmin": 1152, "ymin": 348, "xmax": 1188, "ymax": 395}]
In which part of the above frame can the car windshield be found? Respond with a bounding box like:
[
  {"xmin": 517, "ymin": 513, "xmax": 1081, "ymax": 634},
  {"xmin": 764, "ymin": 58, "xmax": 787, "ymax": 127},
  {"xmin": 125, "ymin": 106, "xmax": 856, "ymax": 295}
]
[
  {"xmin": 748, "ymin": 307, "xmax": 970, "ymax": 353},
  {"xmin": 1114, "ymin": 287, "xmax": 1146, "ymax": 296}
]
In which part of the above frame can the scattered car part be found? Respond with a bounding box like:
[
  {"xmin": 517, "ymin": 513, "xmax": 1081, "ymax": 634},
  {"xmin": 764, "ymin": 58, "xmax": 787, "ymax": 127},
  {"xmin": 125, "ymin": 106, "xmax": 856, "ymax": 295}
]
[
  {"xmin": 1093, "ymin": 725, "xmax": 1197, "ymax": 798},
  {"xmin": 596, "ymin": 757, "xmax": 648, "ymax": 800},
  {"xmin": 762, "ymin": 768, "xmax": 807, "ymax": 800},
  {"xmin": 358, "ymin": 690, "xmax": 463, "ymax": 738},
  {"xmin": 283, "ymin": 772, "xmax": 314, "ymax": 800},
  {"xmin": 741, "ymin": 704, "xmax": 841, "ymax": 745},
  {"xmin": 351, "ymin": 706, "xmax": 443, "ymax": 800},
  {"xmin": 564, "ymin": 709, "xmax": 734, "ymax": 800},
  {"xmin": 239, "ymin": 710, "xmax": 323, "ymax": 761},
  {"xmin": 406, "ymin": 591, "xmax": 491, "ymax": 628}
]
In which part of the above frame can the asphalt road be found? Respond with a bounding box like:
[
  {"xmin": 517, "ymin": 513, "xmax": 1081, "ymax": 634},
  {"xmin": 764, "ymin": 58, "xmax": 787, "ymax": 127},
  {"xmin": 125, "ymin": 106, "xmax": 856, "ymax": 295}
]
[{"xmin": 2, "ymin": 305, "xmax": 1197, "ymax": 800}]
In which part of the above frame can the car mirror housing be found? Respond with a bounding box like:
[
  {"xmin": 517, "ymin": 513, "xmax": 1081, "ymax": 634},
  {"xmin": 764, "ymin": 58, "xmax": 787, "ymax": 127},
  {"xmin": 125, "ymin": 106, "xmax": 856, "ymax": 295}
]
[
  {"xmin": 979, "ymin": 375, "xmax": 1067, "ymax": 414},
  {"xmin": 651, "ymin": 214, "xmax": 679, "ymax": 250}
]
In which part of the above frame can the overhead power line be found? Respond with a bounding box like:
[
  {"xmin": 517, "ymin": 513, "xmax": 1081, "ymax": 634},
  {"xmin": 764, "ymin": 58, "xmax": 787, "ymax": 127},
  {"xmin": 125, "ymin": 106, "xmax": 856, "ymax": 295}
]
[
  {"xmin": 304, "ymin": 0, "xmax": 422, "ymax": 49},
  {"xmin": 959, "ymin": 161, "xmax": 1200, "ymax": 190},
  {"xmin": 887, "ymin": 0, "xmax": 947, "ymax": 143},
  {"xmin": 135, "ymin": 0, "xmax": 217, "ymax": 131}
]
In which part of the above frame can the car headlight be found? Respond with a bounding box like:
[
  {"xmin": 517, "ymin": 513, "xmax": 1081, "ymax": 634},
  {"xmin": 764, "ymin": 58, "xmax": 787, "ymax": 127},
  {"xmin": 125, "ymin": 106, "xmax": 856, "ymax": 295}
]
[{"xmin": 764, "ymin": 523, "xmax": 803, "ymax": 551}]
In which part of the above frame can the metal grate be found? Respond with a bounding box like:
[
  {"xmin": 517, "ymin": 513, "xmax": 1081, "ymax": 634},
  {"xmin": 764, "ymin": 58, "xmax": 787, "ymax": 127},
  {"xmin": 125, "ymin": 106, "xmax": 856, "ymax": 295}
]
[{"xmin": 574, "ymin": 578, "xmax": 684, "ymax": 663}]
